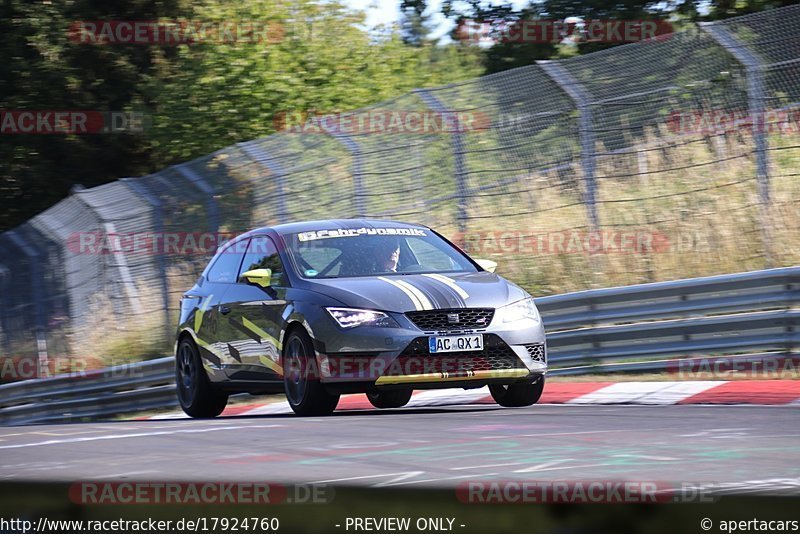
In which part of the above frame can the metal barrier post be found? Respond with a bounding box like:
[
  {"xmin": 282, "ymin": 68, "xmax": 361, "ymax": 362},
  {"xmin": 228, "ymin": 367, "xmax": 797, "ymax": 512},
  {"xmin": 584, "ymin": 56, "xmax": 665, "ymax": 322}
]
[
  {"xmin": 175, "ymin": 164, "xmax": 220, "ymax": 249},
  {"xmin": 122, "ymin": 178, "xmax": 172, "ymax": 341},
  {"xmin": 416, "ymin": 89, "xmax": 469, "ymax": 232},
  {"xmin": 0, "ymin": 238, "xmax": 14, "ymax": 355},
  {"xmin": 5, "ymin": 231, "xmax": 48, "ymax": 373},
  {"xmin": 238, "ymin": 142, "xmax": 290, "ymax": 223},
  {"xmin": 538, "ymin": 61, "xmax": 600, "ymax": 232},
  {"xmin": 71, "ymin": 192, "xmax": 144, "ymax": 316},
  {"xmin": 700, "ymin": 22, "xmax": 772, "ymax": 267},
  {"xmin": 318, "ymin": 124, "xmax": 366, "ymax": 218}
]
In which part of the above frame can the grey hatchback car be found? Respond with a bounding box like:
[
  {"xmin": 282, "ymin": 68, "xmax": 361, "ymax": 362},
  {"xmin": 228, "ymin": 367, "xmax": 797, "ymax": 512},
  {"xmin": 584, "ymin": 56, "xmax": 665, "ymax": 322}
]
[{"xmin": 175, "ymin": 219, "xmax": 547, "ymax": 417}]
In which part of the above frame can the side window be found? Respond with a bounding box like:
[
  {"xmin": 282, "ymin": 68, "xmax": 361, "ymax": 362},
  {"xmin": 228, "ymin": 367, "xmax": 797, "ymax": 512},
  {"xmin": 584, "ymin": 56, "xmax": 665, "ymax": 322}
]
[
  {"xmin": 239, "ymin": 236, "xmax": 288, "ymax": 287},
  {"xmin": 206, "ymin": 241, "xmax": 247, "ymax": 283}
]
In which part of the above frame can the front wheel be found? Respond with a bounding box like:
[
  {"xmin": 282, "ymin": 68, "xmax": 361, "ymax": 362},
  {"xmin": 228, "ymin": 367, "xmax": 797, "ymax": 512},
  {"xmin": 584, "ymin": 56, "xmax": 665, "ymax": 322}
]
[
  {"xmin": 367, "ymin": 389, "xmax": 413, "ymax": 409},
  {"xmin": 489, "ymin": 375, "xmax": 545, "ymax": 407},
  {"xmin": 283, "ymin": 328, "xmax": 340, "ymax": 416},
  {"xmin": 176, "ymin": 338, "xmax": 228, "ymax": 418}
]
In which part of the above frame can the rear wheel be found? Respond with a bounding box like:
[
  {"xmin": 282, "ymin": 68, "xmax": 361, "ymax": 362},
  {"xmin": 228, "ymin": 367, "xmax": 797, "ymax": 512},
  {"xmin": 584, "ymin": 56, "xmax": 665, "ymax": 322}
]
[
  {"xmin": 283, "ymin": 328, "xmax": 340, "ymax": 416},
  {"xmin": 367, "ymin": 389, "xmax": 413, "ymax": 409},
  {"xmin": 176, "ymin": 338, "xmax": 228, "ymax": 418},
  {"xmin": 489, "ymin": 375, "xmax": 545, "ymax": 407}
]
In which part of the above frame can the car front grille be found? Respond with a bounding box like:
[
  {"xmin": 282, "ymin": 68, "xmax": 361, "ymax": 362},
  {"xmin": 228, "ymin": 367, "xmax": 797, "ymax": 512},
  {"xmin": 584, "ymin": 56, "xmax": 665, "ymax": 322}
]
[
  {"xmin": 524, "ymin": 343, "xmax": 546, "ymax": 363},
  {"xmin": 405, "ymin": 308, "xmax": 494, "ymax": 331},
  {"xmin": 384, "ymin": 334, "xmax": 525, "ymax": 376}
]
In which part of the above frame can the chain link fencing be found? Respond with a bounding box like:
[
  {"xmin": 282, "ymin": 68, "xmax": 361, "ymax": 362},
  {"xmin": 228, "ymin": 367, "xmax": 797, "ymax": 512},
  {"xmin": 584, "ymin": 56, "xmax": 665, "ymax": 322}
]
[{"xmin": 1, "ymin": 6, "xmax": 799, "ymax": 372}]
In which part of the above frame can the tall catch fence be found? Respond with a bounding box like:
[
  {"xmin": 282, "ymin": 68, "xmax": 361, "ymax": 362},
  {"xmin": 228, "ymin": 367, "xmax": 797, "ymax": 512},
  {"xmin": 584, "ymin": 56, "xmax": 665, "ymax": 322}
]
[{"xmin": 1, "ymin": 6, "xmax": 799, "ymax": 368}]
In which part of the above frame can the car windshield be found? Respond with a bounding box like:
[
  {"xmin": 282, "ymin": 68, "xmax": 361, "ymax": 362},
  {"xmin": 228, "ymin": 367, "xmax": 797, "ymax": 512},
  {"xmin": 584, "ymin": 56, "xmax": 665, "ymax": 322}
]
[{"xmin": 282, "ymin": 227, "xmax": 478, "ymax": 279}]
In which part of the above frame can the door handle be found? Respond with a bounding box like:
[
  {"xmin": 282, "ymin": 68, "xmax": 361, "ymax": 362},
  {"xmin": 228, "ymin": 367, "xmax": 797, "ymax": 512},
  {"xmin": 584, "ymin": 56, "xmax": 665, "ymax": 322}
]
[{"xmin": 218, "ymin": 306, "xmax": 231, "ymax": 315}]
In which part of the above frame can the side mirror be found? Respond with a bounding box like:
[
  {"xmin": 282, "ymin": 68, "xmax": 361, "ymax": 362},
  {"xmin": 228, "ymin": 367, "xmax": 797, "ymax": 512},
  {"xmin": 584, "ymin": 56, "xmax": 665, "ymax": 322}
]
[
  {"xmin": 474, "ymin": 259, "xmax": 497, "ymax": 273},
  {"xmin": 240, "ymin": 268, "xmax": 272, "ymax": 288}
]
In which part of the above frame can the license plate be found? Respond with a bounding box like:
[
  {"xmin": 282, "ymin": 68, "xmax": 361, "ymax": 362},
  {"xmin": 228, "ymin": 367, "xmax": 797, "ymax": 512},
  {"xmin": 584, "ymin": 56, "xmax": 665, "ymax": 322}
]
[{"xmin": 428, "ymin": 334, "xmax": 484, "ymax": 353}]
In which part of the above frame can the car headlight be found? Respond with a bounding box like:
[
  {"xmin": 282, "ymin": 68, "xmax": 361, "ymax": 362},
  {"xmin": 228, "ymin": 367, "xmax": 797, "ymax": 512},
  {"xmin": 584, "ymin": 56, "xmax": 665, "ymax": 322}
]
[
  {"xmin": 326, "ymin": 307, "xmax": 399, "ymax": 329},
  {"xmin": 499, "ymin": 297, "xmax": 540, "ymax": 323}
]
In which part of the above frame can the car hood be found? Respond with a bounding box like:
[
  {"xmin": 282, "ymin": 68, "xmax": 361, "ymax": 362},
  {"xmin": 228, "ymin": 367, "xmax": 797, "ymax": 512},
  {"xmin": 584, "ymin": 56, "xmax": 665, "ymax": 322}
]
[{"xmin": 303, "ymin": 271, "xmax": 527, "ymax": 313}]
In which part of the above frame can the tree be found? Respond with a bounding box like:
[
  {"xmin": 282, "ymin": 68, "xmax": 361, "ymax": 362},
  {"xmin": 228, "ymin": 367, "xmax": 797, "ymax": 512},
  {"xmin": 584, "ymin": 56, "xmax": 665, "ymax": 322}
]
[
  {"xmin": 145, "ymin": 0, "xmax": 483, "ymax": 166},
  {"xmin": 400, "ymin": 0, "xmax": 431, "ymax": 45},
  {"xmin": 0, "ymin": 0, "xmax": 483, "ymax": 231},
  {"xmin": 441, "ymin": 0, "xmax": 793, "ymax": 73},
  {"xmin": 0, "ymin": 0, "xmax": 196, "ymax": 231}
]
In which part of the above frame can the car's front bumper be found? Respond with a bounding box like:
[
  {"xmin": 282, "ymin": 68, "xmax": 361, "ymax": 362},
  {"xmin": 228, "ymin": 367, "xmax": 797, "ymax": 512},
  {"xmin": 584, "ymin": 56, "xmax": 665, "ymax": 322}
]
[{"xmin": 312, "ymin": 311, "xmax": 547, "ymax": 387}]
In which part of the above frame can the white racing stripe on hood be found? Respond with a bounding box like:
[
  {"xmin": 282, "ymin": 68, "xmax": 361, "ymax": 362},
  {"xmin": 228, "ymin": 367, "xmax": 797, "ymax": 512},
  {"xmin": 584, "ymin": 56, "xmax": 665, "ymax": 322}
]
[
  {"xmin": 422, "ymin": 273, "xmax": 470, "ymax": 300},
  {"xmin": 393, "ymin": 278, "xmax": 434, "ymax": 310},
  {"xmin": 378, "ymin": 276, "xmax": 430, "ymax": 310}
]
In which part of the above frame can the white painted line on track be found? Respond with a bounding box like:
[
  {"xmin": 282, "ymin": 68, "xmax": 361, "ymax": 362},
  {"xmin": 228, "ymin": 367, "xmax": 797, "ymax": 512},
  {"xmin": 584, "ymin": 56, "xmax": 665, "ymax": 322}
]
[
  {"xmin": 680, "ymin": 427, "xmax": 752, "ymax": 437},
  {"xmin": 481, "ymin": 430, "xmax": 628, "ymax": 440},
  {"xmin": 31, "ymin": 430, "xmax": 100, "ymax": 436},
  {"xmin": 378, "ymin": 474, "xmax": 480, "ymax": 487},
  {"xmin": 512, "ymin": 463, "xmax": 612, "ymax": 474},
  {"xmin": 312, "ymin": 471, "xmax": 425, "ymax": 485},
  {"xmin": 94, "ymin": 470, "xmax": 160, "ymax": 479},
  {"xmin": 0, "ymin": 424, "xmax": 283, "ymax": 450},
  {"xmin": 510, "ymin": 460, "xmax": 573, "ymax": 473},
  {"xmin": 611, "ymin": 454, "xmax": 680, "ymax": 461},
  {"xmin": 450, "ymin": 462, "xmax": 524, "ymax": 471}
]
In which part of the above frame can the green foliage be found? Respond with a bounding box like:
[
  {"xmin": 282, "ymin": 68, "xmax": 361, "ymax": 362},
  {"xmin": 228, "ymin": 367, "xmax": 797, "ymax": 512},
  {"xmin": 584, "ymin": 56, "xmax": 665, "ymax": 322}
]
[
  {"xmin": 147, "ymin": 0, "xmax": 483, "ymax": 166},
  {"xmin": 0, "ymin": 0, "xmax": 190, "ymax": 230},
  {"xmin": 0, "ymin": 0, "xmax": 483, "ymax": 231},
  {"xmin": 440, "ymin": 0, "xmax": 793, "ymax": 72}
]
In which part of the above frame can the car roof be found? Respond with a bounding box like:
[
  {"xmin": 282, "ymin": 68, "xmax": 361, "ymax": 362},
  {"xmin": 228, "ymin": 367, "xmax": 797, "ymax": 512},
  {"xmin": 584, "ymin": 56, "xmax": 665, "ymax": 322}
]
[{"xmin": 251, "ymin": 219, "xmax": 430, "ymax": 236}]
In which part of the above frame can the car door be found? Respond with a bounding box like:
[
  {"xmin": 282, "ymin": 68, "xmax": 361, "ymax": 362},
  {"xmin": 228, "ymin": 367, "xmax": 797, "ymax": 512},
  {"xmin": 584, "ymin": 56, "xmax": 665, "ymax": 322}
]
[
  {"xmin": 220, "ymin": 235, "xmax": 289, "ymax": 382},
  {"xmin": 192, "ymin": 239, "xmax": 247, "ymax": 376}
]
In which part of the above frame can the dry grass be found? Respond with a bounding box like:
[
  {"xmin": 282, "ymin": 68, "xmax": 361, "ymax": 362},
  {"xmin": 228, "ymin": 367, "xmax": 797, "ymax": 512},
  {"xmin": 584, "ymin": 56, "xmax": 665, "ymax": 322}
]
[
  {"xmin": 461, "ymin": 131, "xmax": 800, "ymax": 295},
  {"xmin": 65, "ymin": 279, "xmax": 178, "ymax": 369}
]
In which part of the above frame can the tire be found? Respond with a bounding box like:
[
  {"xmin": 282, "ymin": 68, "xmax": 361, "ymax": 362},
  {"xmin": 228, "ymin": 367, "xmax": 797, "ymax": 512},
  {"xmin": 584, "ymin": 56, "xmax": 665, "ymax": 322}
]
[
  {"xmin": 283, "ymin": 328, "xmax": 340, "ymax": 416},
  {"xmin": 176, "ymin": 338, "xmax": 228, "ymax": 418},
  {"xmin": 489, "ymin": 375, "xmax": 545, "ymax": 407},
  {"xmin": 367, "ymin": 389, "xmax": 413, "ymax": 409}
]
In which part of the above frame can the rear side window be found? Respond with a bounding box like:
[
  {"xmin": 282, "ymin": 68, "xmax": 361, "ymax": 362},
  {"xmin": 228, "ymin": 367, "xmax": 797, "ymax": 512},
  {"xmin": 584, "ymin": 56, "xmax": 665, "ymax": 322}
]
[
  {"xmin": 206, "ymin": 241, "xmax": 246, "ymax": 283},
  {"xmin": 238, "ymin": 236, "xmax": 288, "ymax": 287}
]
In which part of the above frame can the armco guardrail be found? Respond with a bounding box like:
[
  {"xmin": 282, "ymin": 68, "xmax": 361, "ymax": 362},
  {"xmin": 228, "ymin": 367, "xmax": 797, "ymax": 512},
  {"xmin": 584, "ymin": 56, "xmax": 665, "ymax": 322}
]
[
  {"xmin": 0, "ymin": 358, "xmax": 175, "ymax": 426},
  {"xmin": 539, "ymin": 266, "xmax": 800, "ymax": 366},
  {"xmin": 1, "ymin": 266, "xmax": 798, "ymax": 425}
]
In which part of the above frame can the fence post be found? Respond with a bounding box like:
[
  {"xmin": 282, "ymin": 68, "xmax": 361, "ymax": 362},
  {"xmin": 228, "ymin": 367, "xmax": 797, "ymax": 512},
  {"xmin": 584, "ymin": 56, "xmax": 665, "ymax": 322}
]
[
  {"xmin": 319, "ymin": 123, "xmax": 366, "ymax": 218},
  {"xmin": 700, "ymin": 22, "xmax": 772, "ymax": 267},
  {"xmin": 0, "ymin": 242, "xmax": 10, "ymax": 355},
  {"xmin": 416, "ymin": 89, "xmax": 468, "ymax": 232},
  {"xmin": 5, "ymin": 231, "xmax": 48, "ymax": 373},
  {"xmin": 538, "ymin": 61, "xmax": 600, "ymax": 233},
  {"xmin": 175, "ymin": 164, "xmax": 220, "ymax": 250},
  {"xmin": 121, "ymin": 178, "xmax": 172, "ymax": 342},
  {"xmin": 238, "ymin": 142, "xmax": 290, "ymax": 223},
  {"xmin": 71, "ymin": 191, "xmax": 144, "ymax": 317}
]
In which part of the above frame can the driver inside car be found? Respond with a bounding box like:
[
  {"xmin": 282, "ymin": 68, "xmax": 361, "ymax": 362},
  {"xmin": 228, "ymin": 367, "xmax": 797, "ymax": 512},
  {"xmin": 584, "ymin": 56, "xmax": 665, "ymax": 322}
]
[{"xmin": 374, "ymin": 238, "xmax": 401, "ymax": 273}]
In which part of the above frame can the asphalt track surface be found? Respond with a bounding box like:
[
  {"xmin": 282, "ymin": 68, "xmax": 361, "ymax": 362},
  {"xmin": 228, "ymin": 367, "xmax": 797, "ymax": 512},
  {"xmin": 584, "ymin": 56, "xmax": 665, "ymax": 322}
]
[{"xmin": 2, "ymin": 404, "xmax": 800, "ymax": 493}]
